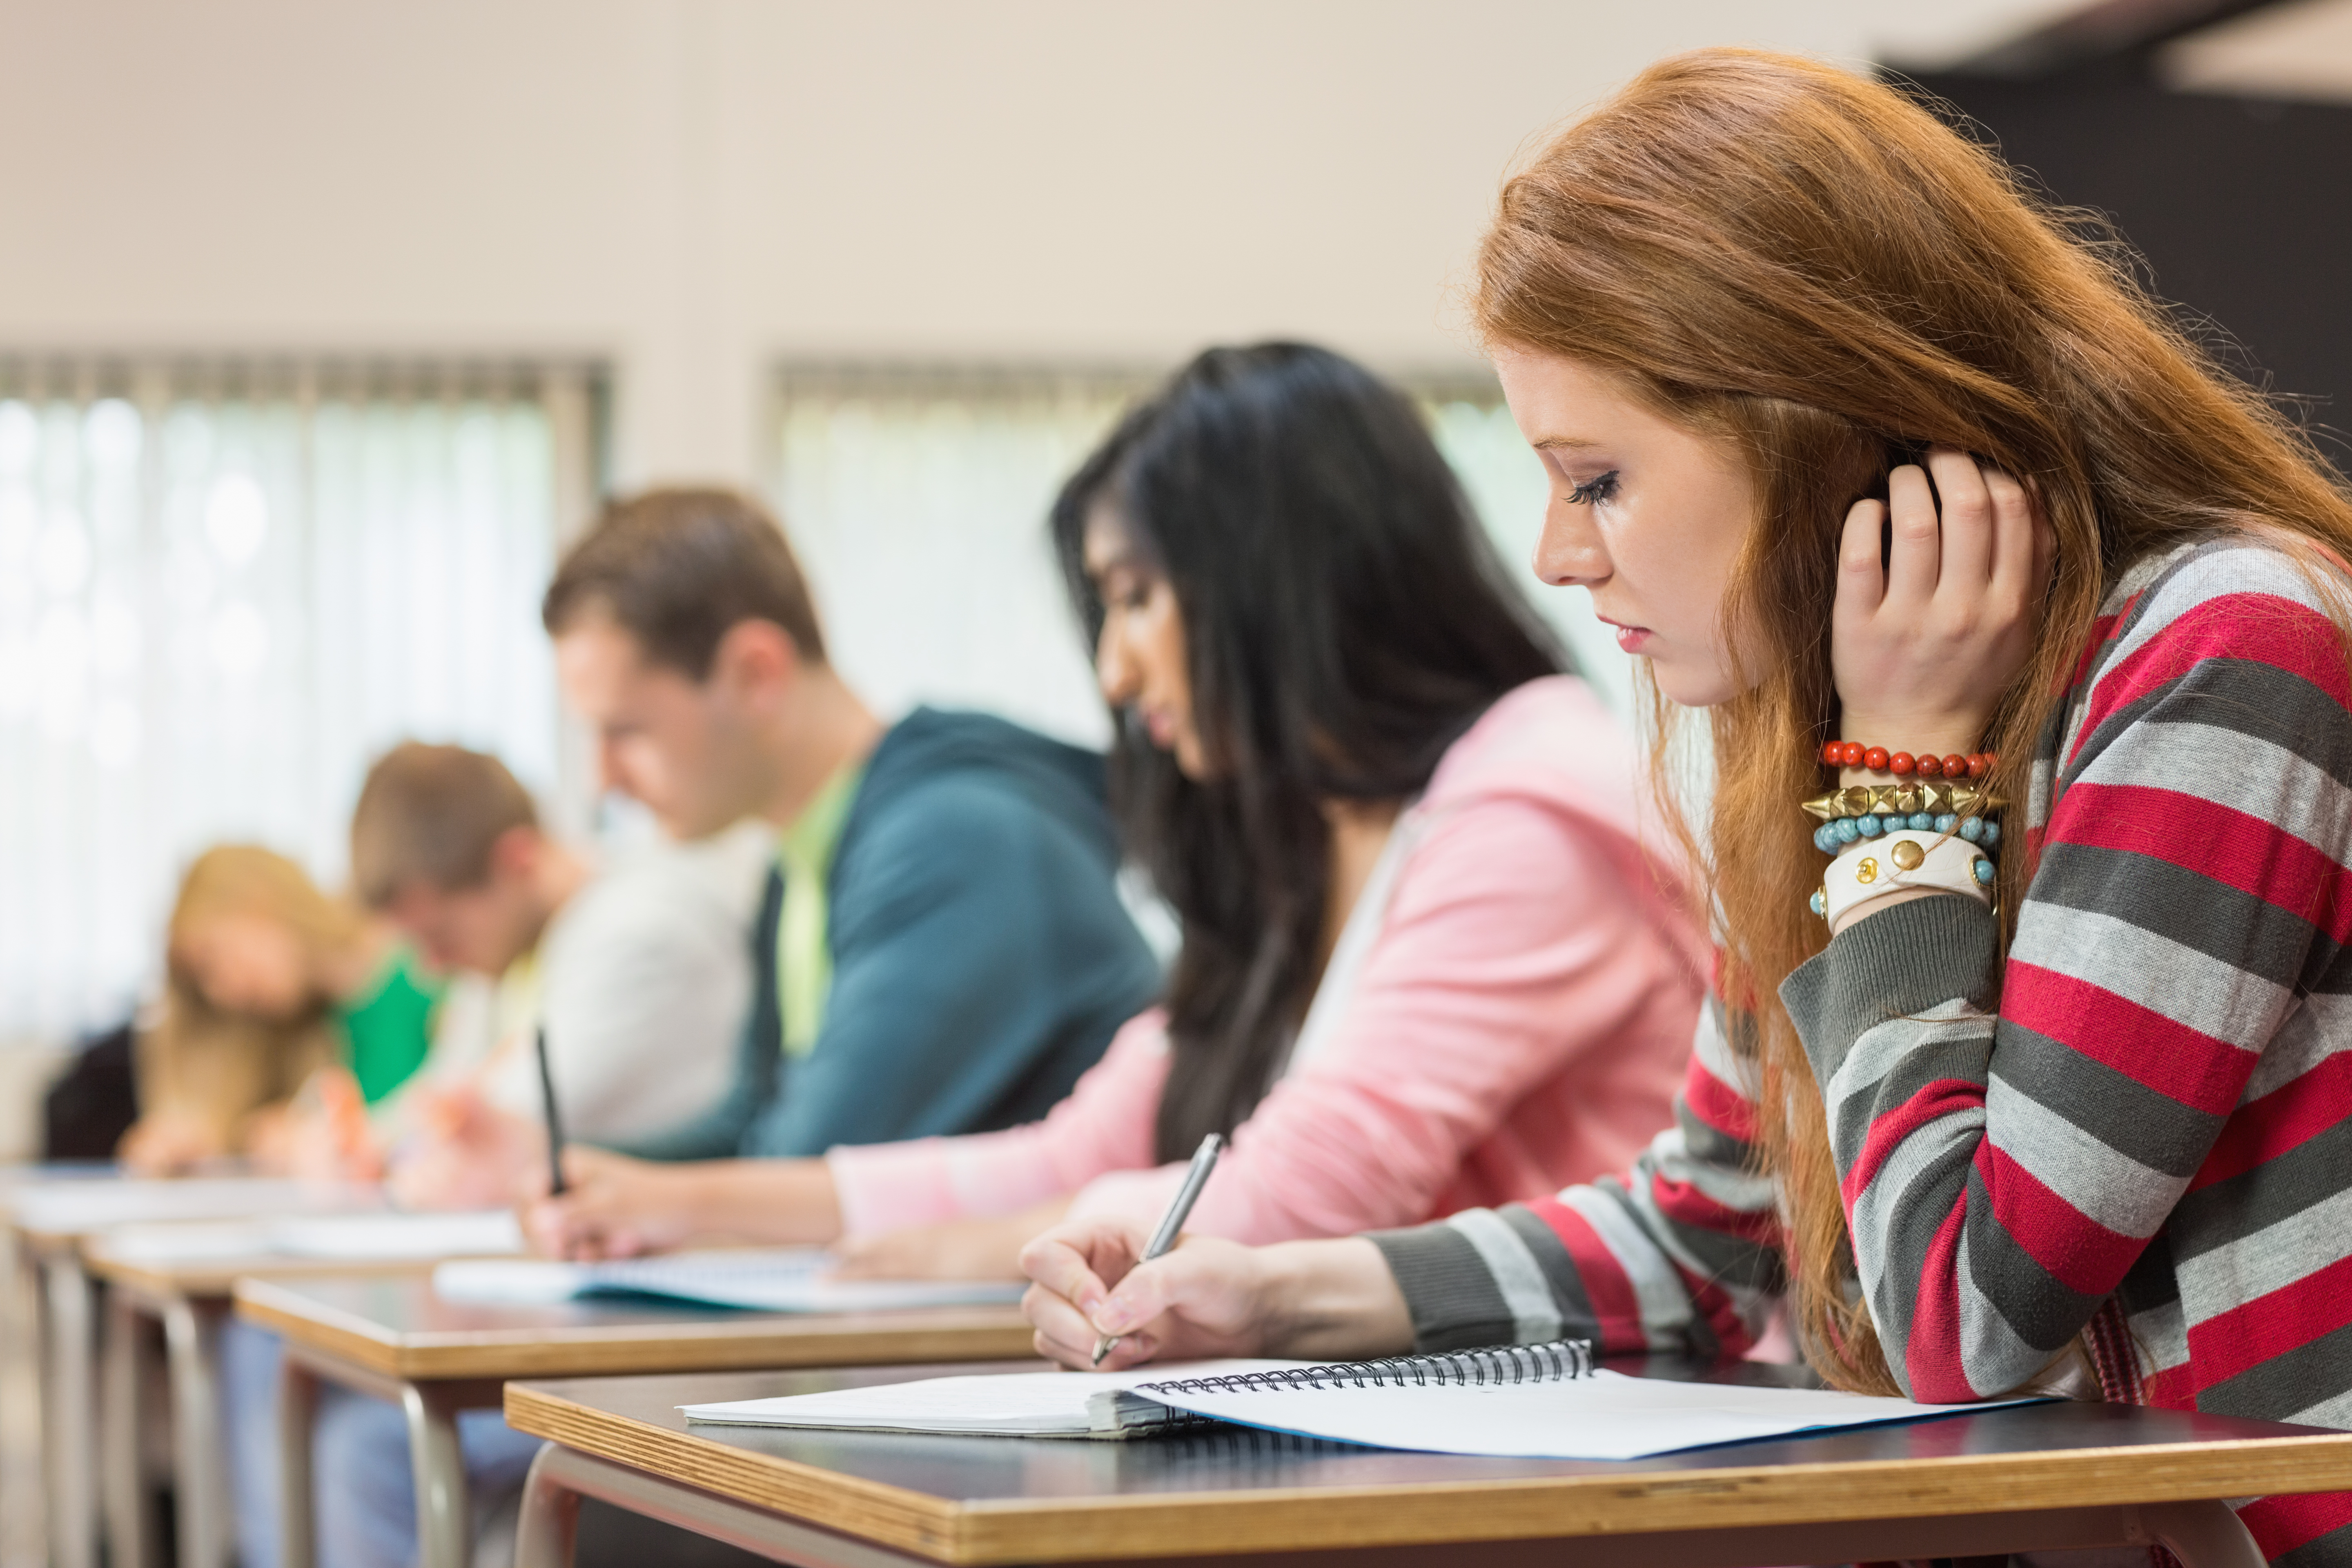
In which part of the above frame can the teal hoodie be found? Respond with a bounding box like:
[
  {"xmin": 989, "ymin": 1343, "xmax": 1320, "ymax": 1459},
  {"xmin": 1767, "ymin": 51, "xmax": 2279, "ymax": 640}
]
[{"xmin": 621, "ymin": 707, "xmax": 1160, "ymax": 1160}]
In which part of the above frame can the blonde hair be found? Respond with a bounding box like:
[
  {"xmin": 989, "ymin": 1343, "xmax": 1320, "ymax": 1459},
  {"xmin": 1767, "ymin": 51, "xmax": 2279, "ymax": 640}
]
[
  {"xmin": 143, "ymin": 845, "xmax": 365, "ymax": 1152},
  {"xmin": 1473, "ymin": 49, "xmax": 2352, "ymax": 1391}
]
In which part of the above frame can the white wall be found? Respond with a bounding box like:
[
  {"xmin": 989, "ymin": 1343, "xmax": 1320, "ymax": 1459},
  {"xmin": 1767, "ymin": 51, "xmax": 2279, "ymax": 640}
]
[{"xmin": 0, "ymin": 0, "xmax": 2078, "ymax": 491}]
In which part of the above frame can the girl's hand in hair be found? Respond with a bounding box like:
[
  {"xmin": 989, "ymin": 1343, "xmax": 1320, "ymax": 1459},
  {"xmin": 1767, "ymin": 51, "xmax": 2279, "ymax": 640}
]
[
  {"xmin": 1019, "ymin": 1218, "xmax": 1413, "ymax": 1372},
  {"xmin": 1833, "ymin": 447, "xmax": 2053, "ymax": 759}
]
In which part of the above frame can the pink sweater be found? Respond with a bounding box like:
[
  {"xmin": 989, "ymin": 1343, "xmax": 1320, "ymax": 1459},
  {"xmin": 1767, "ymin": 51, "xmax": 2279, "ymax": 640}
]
[{"xmin": 826, "ymin": 676, "xmax": 1707, "ymax": 1245}]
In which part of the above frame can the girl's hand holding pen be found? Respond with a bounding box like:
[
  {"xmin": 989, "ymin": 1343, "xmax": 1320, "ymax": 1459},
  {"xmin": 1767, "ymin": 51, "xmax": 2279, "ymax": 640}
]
[
  {"xmin": 1018, "ymin": 1220, "xmax": 1415, "ymax": 1372},
  {"xmin": 1018, "ymin": 1216, "xmax": 1275, "ymax": 1371}
]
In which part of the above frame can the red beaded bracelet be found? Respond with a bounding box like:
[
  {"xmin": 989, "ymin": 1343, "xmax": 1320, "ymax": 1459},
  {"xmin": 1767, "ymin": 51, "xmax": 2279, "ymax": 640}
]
[{"xmin": 1818, "ymin": 741, "xmax": 1996, "ymax": 780}]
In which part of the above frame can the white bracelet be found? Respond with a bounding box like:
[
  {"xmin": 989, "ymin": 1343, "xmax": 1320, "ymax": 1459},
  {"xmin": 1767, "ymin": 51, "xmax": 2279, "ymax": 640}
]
[{"xmin": 1816, "ymin": 831, "xmax": 1994, "ymax": 928}]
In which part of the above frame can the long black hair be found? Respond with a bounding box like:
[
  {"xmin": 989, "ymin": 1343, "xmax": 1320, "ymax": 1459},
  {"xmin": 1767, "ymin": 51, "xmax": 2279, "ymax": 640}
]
[{"xmin": 1050, "ymin": 343, "xmax": 1567, "ymax": 1161}]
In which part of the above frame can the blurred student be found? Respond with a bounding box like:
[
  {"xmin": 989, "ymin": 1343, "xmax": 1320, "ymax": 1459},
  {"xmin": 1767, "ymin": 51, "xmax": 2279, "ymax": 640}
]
[
  {"xmin": 343, "ymin": 740, "xmax": 770, "ymax": 1205},
  {"xmin": 298, "ymin": 487, "xmax": 1158, "ymax": 1568},
  {"xmin": 528, "ymin": 344, "xmax": 1705, "ymax": 1278},
  {"xmin": 525, "ymin": 486, "xmax": 1160, "ymax": 1174},
  {"xmin": 220, "ymin": 744, "xmax": 768, "ymax": 1568},
  {"xmin": 118, "ymin": 844, "xmax": 439, "ymax": 1175}
]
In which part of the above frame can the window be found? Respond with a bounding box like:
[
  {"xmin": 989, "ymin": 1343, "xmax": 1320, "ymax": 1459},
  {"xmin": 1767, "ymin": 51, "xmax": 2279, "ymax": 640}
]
[
  {"xmin": 768, "ymin": 363, "xmax": 1632, "ymax": 751},
  {"xmin": 0, "ymin": 359, "xmax": 600, "ymax": 1040}
]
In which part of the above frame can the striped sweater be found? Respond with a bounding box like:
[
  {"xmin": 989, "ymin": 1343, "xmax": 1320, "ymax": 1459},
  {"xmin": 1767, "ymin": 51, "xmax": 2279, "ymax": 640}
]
[{"xmin": 1368, "ymin": 537, "xmax": 2352, "ymax": 1566}]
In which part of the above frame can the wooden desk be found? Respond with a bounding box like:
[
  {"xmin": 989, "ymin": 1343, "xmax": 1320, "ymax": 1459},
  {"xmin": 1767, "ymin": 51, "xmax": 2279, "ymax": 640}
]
[
  {"xmin": 234, "ymin": 1272, "xmax": 1039, "ymax": 1568},
  {"xmin": 501, "ymin": 1361, "xmax": 2352, "ymax": 1568},
  {"xmin": 85, "ymin": 1236, "xmax": 508, "ymax": 1568},
  {"xmin": 2, "ymin": 1176, "xmax": 380, "ymax": 1568}
]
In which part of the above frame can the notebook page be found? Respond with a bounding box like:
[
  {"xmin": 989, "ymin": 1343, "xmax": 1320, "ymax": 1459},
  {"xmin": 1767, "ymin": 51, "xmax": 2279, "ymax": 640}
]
[
  {"xmin": 1132, "ymin": 1368, "xmax": 2046, "ymax": 1459},
  {"xmin": 682, "ymin": 1361, "xmax": 1317, "ymax": 1436}
]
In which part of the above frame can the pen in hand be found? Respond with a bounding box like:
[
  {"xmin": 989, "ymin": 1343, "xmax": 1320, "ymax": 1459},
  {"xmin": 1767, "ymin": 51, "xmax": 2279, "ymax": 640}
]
[
  {"xmin": 534, "ymin": 1024, "xmax": 568, "ymax": 1197},
  {"xmin": 1093, "ymin": 1131, "xmax": 1223, "ymax": 1367}
]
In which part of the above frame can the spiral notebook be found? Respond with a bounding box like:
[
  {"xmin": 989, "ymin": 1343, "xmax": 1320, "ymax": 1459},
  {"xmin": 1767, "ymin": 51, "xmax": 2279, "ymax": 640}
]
[{"xmin": 681, "ymin": 1340, "xmax": 2036, "ymax": 1457}]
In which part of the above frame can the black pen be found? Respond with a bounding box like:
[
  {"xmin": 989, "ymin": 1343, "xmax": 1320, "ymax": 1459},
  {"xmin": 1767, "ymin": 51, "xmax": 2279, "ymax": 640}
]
[
  {"xmin": 534, "ymin": 1023, "xmax": 568, "ymax": 1196},
  {"xmin": 1093, "ymin": 1131, "xmax": 1223, "ymax": 1366}
]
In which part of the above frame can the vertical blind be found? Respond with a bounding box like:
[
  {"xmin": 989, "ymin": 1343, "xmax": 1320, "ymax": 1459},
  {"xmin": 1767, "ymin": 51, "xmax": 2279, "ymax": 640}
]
[
  {"xmin": 769, "ymin": 365, "xmax": 1633, "ymax": 753},
  {"xmin": 0, "ymin": 359, "xmax": 597, "ymax": 1041}
]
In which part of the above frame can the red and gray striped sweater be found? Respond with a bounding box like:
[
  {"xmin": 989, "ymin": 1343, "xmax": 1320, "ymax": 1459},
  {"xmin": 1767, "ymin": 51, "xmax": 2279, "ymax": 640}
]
[{"xmin": 1368, "ymin": 537, "xmax": 2352, "ymax": 1565}]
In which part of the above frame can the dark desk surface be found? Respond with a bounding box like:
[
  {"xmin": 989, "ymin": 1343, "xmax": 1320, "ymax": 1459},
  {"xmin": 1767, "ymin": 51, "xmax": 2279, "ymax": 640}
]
[
  {"xmin": 505, "ymin": 1359, "xmax": 2352, "ymax": 1564},
  {"xmin": 234, "ymin": 1274, "xmax": 1038, "ymax": 1381}
]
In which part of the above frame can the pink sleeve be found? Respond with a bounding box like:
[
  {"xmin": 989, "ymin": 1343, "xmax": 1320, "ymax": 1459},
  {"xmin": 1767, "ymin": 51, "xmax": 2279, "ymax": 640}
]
[
  {"xmin": 1080, "ymin": 796, "xmax": 1681, "ymax": 1245},
  {"xmin": 824, "ymin": 1011, "xmax": 1170, "ymax": 1236}
]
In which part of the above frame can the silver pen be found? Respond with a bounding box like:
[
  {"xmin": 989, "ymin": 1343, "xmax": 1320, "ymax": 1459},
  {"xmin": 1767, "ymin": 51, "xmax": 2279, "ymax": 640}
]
[{"xmin": 1091, "ymin": 1131, "xmax": 1224, "ymax": 1366}]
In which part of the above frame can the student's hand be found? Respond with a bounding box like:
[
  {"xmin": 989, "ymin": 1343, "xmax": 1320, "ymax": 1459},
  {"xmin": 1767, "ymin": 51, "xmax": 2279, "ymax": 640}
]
[
  {"xmin": 1019, "ymin": 1218, "xmax": 1413, "ymax": 1372},
  {"xmin": 385, "ymin": 1085, "xmax": 544, "ymax": 1212},
  {"xmin": 520, "ymin": 1147, "xmax": 703, "ymax": 1261},
  {"xmin": 117, "ymin": 1111, "xmax": 225, "ymax": 1177},
  {"xmin": 274, "ymin": 1069, "xmax": 383, "ymax": 1183},
  {"xmin": 832, "ymin": 1199, "xmax": 1071, "ymax": 1283},
  {"xmin": 1833, "ymin": 448, "xmax": 2055, "ymax": 761},
  {"xmin": 1021, "ymin": 1217, "xmax": 1280, "ymax": 1370}
]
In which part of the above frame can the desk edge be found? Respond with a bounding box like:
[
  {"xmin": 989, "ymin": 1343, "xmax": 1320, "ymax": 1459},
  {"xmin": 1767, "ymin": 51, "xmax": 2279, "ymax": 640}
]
[{"xmin": 504, "ymin": 1383, "xmax": 2352, "ymax": 1566}]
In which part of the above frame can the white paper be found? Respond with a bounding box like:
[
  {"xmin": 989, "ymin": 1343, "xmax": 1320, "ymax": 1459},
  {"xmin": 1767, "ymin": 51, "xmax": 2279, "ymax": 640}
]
[
  {"xmin": 1132, "ymin": 1368, "xmax": 2040, "ymax": 1460},
  {"xmin": 432, "ymin": 1248, "xmax": 1026, "ymax": 1314},
  {"xmin": 96, "ymin": 1220, "xmax": 277, "ymax": 1263},
  {"xmin": 91, "ymin": 1208, "xmax": 521, "ymax": 1265},
  {"xmin": 265, "ymin": 1210, "xmax": 522, "ymax": 1260},
  {"xmin": 680, "ymin": 1361, "xmax": 1316, "ymax": 1435},
  {"xmin": 9, "ymin": 1178, "xmax": 383, "ymax": 1234}
]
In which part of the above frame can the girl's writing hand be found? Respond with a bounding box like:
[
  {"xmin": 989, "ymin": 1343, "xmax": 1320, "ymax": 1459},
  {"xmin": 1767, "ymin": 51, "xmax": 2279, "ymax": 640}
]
[
  {"xmin": 1833, "ymin": 447, "xmax": 2053, "ymax": 758},
  {"xmin": 1018, "ymin": 1216, "xmax": 1277, "ymax": 1371}
]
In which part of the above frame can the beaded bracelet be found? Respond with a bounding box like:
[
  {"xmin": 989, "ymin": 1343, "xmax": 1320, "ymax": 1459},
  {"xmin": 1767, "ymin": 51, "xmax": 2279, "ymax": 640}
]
[
  {"xmin": 1818, "ymin": 741, "xmax": 1996, "ymax": 780},
  {"xmin": 1812, "ymin": 812, "xmax": 2002, "ymax": 856}
]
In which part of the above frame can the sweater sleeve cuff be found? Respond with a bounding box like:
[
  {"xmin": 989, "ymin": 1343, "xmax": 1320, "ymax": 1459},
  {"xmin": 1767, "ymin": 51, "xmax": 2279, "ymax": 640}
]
[
  {"xmin": 1778, "ymin": 893, "xmax": 2000, "ymax": 1090},
  {"xmin": 1365, "ymin": 1223, "xmax": 1517, "ymax": 1353},
  {"xmin": 825, "ymin": 1138, "xmax": 961, "ymax": 1237}
]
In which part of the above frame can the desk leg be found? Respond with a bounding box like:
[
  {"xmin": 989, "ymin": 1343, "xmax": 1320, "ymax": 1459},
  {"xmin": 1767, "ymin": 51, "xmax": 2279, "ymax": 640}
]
[
  {"xmin": 162, "ymin": 1299, "xmax": 227, "ymax": 1568},
  {"xmin": 276, "ymin": 1352, "xmax": 321, "ymax": 1568},
  {"xmin": 403, "ymin": 1380, "xmax": 473, "ymax": 1568},
  {"xmin": 41, "ymin": 1254, "xmax": 98, "ymax": 1568},
  {"xmin": 2141, "ymin": 1499, "xmax": 2267, "ymax": 1568},
  {"xmin": 515, "ymin": 1443, "xmax": 935, "ymax": 1568},
  {"xmin": 100, "ymin": 1292, "xmax": 158, "ymax": 1568}
]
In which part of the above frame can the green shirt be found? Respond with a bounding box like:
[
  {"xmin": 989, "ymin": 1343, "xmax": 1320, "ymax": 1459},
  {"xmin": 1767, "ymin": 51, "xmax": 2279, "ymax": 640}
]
[
  {"xmin": 335, "ymin": 947, "xmax": 442, "ymax": 1104},
  {"xmin": 775, "ymin": 759, "xmax": 868, "ymax": 1057}
]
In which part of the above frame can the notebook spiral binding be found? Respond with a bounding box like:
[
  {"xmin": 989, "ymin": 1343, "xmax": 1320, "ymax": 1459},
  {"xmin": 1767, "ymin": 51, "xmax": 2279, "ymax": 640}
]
[{"xmin": 1139, "ymin": 1338, "xmax": 1595, "ymax": 1397}]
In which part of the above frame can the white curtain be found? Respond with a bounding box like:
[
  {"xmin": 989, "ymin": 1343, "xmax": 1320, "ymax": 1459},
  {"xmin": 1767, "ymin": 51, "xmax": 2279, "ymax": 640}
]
[
  {"xmin": 0, "ymin": 362, "xmax": 591, "ymax": 1041},
  {"xmin": 768, "ymin": 368, "xmax": 1632, "ymax": 751}
]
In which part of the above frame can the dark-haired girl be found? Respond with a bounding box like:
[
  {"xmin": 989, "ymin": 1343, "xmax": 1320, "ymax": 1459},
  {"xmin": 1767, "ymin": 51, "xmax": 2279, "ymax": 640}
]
[
  {"xmin": 1018, "ymin": 51, "xmax": 2352, "ymax": 1564},
  {"xmin": 530, "ymin": 342, "xmax": 1705, "ymax": 1275}
]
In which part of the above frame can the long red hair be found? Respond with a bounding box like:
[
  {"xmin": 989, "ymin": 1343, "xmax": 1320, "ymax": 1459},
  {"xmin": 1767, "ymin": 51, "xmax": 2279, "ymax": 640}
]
[{"xmin": 1472, "ymin": 48, "xmax": 2352, "ymax": 1393}]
